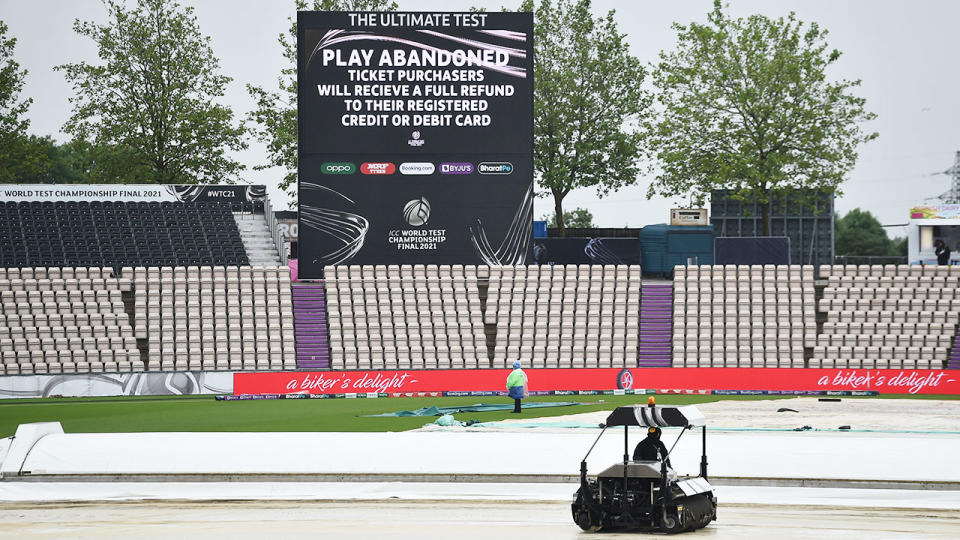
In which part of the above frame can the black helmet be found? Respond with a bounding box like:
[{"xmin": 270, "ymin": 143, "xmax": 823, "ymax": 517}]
[{"xmin": 647, "ymin": 427, "xmax": 662, "ymax": 438}]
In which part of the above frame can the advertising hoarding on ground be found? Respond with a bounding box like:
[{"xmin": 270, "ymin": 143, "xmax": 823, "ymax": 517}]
[{"xmin": 235, "ymin": 367, "xmax": 960, "ymax": 396}]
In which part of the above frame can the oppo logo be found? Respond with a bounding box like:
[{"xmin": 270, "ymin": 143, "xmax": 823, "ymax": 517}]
[
  {"xmin": 361, "ymin": 162, "xmax": 396, "ymax": 175},
  {"xmin": 321, "ymin": 162, "xmax": 356, "ymax": 174},
  {"xmin": 478, "ymin": 162, "xmax": 513, "ymax": 175},
  {"xmin": 399, "ymin": 162, "xmax": 435, "ymax": 175}
]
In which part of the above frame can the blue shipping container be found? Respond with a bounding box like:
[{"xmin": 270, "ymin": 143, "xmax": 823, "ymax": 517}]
[{"xmin": 640, "ymin": 224, "xmax": 714, "ymax": 276}]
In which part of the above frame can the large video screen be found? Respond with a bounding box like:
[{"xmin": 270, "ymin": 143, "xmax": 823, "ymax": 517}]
[{"xmin": 297, "ymin": 11, "xmax": 533, "ymax": 278}]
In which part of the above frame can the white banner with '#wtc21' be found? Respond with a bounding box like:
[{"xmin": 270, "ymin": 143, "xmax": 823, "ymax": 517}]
[
  {"xmin": 0, "ymin": 184, "xmax": 266, "ymax": 203},
  {"xmin": 0, "ymin": 372, "xmax": 234, "ymax": 399}
]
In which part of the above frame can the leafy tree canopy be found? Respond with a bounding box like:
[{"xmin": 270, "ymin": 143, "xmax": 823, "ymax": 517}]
[
  {"xmin": 0, "ymin": 20, "xmax": 38, "ymax": 183},
  {"xmin": 835, "ymin": 208, "xmax": 901, "ymax": 257},
  {"xmin": 56, "ymin": 0, "xmax": 247, "ymax": 184},
  {"xmin": 889, "ymin": 236, "xmax": 907, "ymax": 257},
  {"xmin": 542, "ymin": 207, "xmax": 596, "ymax": 229},
  {"xmin": 646, "ymin": 0, "xmax": 877, "ymax": 235},
  {"xmin": 10, "ymin": 136, "xmax": 87, "ymax": 184},
  {"xmin": 246, "ymin": 0, "xmax": 398, "ymax": 206},
  {"xmin": 516, "ymin": 0, "xmax": 648, "ymax": 236}
]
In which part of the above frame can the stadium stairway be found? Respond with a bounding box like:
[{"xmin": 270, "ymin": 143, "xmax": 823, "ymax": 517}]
[
  {"xmin": 119, "ymin": 284, "xmax": 148, "ymax": 368},
  {"xmin": 292, "ymin": 282, "xmax": 331, "ymax": 369},
  {"xmin": 638, "ymin": 283, "xmax": 673, "ymax": 367},
  {"xmin": 949, "ymin": 330, "xmax": 960, "ymax": 369},
  {"xmin": 234, "ymin": 213, "xmax": 282, "ymax": 266}
]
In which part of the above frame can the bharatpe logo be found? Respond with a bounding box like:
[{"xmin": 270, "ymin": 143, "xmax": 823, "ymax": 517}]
[
  {"xmin": 478, "ymin": 162, "xmax": 513, "ymax": 175},
  {"xmin": 360, "ymin": 162, "xmax": 396, "ymax": 175},
  {"xmin": 403, "ymin": 197, "xmax": 431, "ymax": 226},
  {"xmin": 408, "ymin": 130, "xmax": 425, "ymax": 147},
  {"xmin": 617, "ymin": 368, "xmax": 634, "ymax": 390},
  {"xmin": 399, "ymin": 162, "xmax": 435, "ymax": 175},
  {"xmin": 440, "ymin": 162, "xmax": 474, "ymax": 175},
  {"xmin": 320, "ymin": 162, "xmax": 356, "ymax": 175}
]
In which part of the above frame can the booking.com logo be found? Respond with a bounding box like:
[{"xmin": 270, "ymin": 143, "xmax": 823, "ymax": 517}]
[{"xmin": 321, "ymin": 162, "xmax": 356, "ymax": 174}]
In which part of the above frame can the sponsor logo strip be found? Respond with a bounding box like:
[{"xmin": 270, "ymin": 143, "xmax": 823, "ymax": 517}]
[
  {"xmin": 219, "ymin": 388, "xmax": 882, "ymax": 401},
  {"xmin": 399, "ymin": 162, "xmax": 435, "ymax": 175}
]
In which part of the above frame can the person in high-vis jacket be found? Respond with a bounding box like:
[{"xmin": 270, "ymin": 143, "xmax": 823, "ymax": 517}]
[
  {"xmin": 506, "ymin": 360, "xmax": 528, "ymax": 413},
  {"xmin": 633, "ymin": 426, "xmax": 672, "ymax": 468}
]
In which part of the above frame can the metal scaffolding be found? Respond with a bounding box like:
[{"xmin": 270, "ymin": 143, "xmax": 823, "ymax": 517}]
[{"xmin": 937, "ymin": 151, "xmax": 960, "ymax": 203}]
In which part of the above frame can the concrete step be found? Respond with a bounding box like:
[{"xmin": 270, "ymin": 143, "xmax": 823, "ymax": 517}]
[{"xmin": 233, "ymin": 213, "xmax": 282, "ymax": 267}]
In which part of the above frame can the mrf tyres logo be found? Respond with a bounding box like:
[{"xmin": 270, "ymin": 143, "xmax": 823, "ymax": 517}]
[
  {"xmin": 403, "ymin": 197, "xmax": 431, "ymax": 226},
  {"xmin": 321, "ymin": 162, "xmax": 356, "ymax": 175},
  {"xmin": 360, "ymin": 162, "xmax": 396, "ymax": 175},
  {"xmin": 478, "ymin": 162, "xmax": 513, "ymax": 175},
  {"xmin": 616, "ymin": 368, "xmax": 634, "ymax": 390},
  {"xmin": 407, "ymin": 130, "xmax": 425, "ymax": 147}
]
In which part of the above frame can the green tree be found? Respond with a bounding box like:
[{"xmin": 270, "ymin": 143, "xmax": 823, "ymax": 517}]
[
  {"xmin": 12, "ymin": 136, "xmax": 87, "ymax": 184},
  {"xmin": 56, "ymin": 0, "xmax": 247, "ymax": 184},
  {"xmin": 45, "ymin": 139, "xmax": 156, "ymax": 184},
  {"xmin": 889, "ymin": 236, "xmax": 907, "ymax": 257},
  {"xmin": 0, "ymin": 20, "xmax": 41, "ymax": 183},
  {"xmin": 542, "ymin": 207, "xmax": 596, "ymax": 228},
  {"xmin": 246, "ymin": 0, "xmax": 397, "ymax": 206},
  {"xmin": 835, "ymin": 208, "xmax": 894, "ymax": 257},
  {"xmin": 517, "ymin": 0, "xmax": 647, "ymax": 237},
  {"xmin": 646, "ymin": 1, "xmax": 877, "ymax": 236}
]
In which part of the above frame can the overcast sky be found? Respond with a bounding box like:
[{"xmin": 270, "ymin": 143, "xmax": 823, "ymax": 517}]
[{"xmin": 3, "ymin": 0, "xmax": 959, "ymax": 238}]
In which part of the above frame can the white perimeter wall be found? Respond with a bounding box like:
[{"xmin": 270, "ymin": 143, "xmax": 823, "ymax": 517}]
[{"xmin": 0, "ymin": 372, "xmax": 233, "ymax": 399}]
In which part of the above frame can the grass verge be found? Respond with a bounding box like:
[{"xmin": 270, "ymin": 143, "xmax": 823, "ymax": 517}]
[
  {"xmin": 1, "ymin": 393, "xmax": 956, "ymax": 437},
  {"xmin": 0, "ymin": 394, "xmax": 790, "ymax": 436}
]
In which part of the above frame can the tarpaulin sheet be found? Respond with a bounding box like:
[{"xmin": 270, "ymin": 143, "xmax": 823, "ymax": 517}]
[
  {"xmin": 9, "ymin": 428, "xmax": 960, "ymax": 482},
  {"xmin": 364, "ymin": 402, "xmax": 584, "ymax": 417}
]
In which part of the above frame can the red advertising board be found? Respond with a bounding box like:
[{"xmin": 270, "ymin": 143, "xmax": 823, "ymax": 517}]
[{"xmin": 234, "ymin": 368, "xmax": 960, "ymax": 396}]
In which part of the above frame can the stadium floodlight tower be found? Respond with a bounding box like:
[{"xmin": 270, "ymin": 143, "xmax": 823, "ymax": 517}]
[{"xmin": 571, "ymin": 399, "xmax": 717, "ymax": 533}]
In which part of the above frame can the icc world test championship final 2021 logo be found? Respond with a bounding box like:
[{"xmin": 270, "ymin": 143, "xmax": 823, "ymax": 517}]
[{"xmin": 403, "ymin": 197, "xmax": 431, "ymax": 227}]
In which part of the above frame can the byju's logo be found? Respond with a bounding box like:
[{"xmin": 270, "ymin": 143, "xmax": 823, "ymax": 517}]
[
  {"xmin": 478, "ymin": 162, "xmax": 513, "ymax": 175},
  {"xmin": 439, "ymin": 162, "xmax": 474, "ymax": 175},
  {"xmin": 360, "ymin": 162, "xmax": 396, "ymax": 175},
  {"xmin": 320, "ymin": 162, "xmax": 356, "ymax": 175},
  {"xmin": 407, "ymin": 130, "xmax": 425, "ymax": 147},
  {"xmin": 399, "ymin": 162, "xmax": 435, "ymax": 175},
  {"xmin": 403, "ymin": 197, "xmax": 431, "ymax": 226}
]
